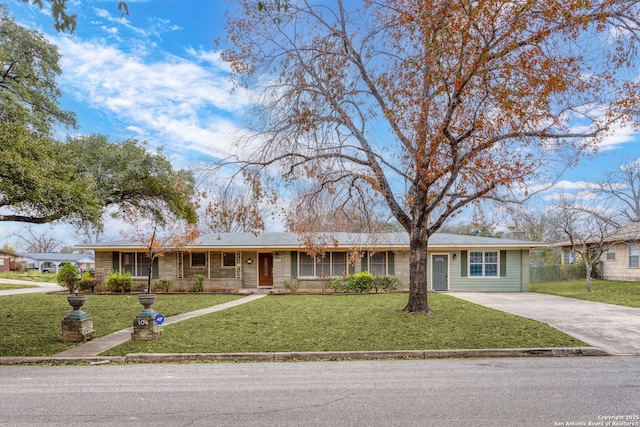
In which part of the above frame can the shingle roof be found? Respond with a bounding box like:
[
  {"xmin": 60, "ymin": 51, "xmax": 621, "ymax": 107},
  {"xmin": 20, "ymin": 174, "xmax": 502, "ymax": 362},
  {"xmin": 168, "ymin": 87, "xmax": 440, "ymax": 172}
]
[
  {"xmin": 80, "ymin": 232, "xmax": 542, "ymax": 250},
  {"xmin": 18, "ymin": 253, "xmax": 95, "ymax": 262}
]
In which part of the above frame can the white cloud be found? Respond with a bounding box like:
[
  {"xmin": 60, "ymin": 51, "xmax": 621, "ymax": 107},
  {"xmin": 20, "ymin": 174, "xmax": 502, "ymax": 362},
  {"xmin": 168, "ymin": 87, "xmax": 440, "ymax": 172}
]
[{"xmin": 53, "ymin": 36, "xmax": 255, "ymax": 166}]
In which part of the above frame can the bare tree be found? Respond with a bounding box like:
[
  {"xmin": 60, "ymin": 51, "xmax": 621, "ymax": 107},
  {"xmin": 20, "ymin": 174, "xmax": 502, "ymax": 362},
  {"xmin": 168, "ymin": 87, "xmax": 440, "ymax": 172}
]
[
  {"xmin": 591, "ymin": 159, "xmax": 640, "ymax": 225},
  {"xmin": 200, "ymin": 182, "xmax": 269, "ymax": 234},
  {"xmin": 222, "ymin": 0, "xmax": 640, "ymax": 313},
  {"xmin": 546, "ymin": 196, "xmax": 625, "ymax": 293},
  {"xmin": 10, "ymin": 225, "xmax": 62, "ymax": 253}
]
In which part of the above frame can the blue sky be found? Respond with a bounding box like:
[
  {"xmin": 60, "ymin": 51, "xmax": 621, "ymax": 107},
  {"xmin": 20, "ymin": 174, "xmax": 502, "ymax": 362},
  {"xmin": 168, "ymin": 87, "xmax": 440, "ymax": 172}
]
[
  {"xmin": 2, "ymin": 0, "xmax": 640, "ymax": 246},
  {"xmin": 7, "ymin": 0, "xmax": 252, "ymax": 168}
]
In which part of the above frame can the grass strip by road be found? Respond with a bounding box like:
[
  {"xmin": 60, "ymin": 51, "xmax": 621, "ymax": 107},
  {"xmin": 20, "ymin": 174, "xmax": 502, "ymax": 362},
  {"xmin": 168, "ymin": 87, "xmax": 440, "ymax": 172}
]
[
  {"xmin": 103, "ymin": 293, "xmax": 586, "ymax": 356},
  {"xmin": 0, "ymin": 283, "xmax": 40, "ymax": 290},
  {"xmin": 0, "ymin": 271, "xmax": 56, "ymax": 283},
  {"xmin": 0, "ymin": 293, "xmax": 242, "ymax": 357},
  {"xmin": 530, "ymin": 280, "xmax": 640, "ymax": 308}
]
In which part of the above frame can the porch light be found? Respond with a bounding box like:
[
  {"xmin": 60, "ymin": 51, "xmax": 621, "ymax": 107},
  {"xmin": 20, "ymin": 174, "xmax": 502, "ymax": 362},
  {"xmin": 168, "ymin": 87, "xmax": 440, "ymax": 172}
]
[{"xmin": 453, "ymin": 253, "xmax": 457, "ymax": 260}]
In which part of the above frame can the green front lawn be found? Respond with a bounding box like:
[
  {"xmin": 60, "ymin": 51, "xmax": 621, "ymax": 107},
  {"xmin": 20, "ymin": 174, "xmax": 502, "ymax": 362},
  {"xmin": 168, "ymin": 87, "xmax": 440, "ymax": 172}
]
[
  {"xmin": 530, "ymin": 280, "xmax": 640, "ymax": 308},
  {"xmin": 0, "ymin": 294, "xmax": 242, "ymax": 357},
  {"xmin": 103, "ymin": 293, "xmax": 586, "ymax": 356}
]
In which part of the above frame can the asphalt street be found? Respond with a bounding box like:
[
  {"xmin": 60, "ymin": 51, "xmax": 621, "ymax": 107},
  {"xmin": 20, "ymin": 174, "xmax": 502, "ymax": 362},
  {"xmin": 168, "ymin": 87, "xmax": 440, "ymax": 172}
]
[{"xmin": 1, "ymin": 357, "xmax": 639, "ymax": 426}]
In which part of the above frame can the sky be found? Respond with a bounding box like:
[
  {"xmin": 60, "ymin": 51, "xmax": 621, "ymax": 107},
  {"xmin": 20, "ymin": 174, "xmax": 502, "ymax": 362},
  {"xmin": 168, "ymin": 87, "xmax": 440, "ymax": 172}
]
[{"xmin": 2, "ymin": 0, "xmax": 640, "ymax": 248}]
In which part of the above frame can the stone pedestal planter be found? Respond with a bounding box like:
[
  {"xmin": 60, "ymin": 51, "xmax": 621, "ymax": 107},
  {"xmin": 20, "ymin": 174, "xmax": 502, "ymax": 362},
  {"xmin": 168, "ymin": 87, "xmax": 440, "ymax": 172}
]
[
  {"xmin": 60, "ymin": 294, "xmax": 94, "ymax": 342},
  {"xmin": 131, "ymin": 293, "xmax": 162, "ymax": 341}
]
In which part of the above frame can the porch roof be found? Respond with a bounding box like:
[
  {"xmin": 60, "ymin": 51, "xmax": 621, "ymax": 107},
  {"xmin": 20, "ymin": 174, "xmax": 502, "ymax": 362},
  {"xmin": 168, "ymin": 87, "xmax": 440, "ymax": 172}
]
[{"xmin": 79, "ymin": 232, "xmax": 543, "ymax": 251}]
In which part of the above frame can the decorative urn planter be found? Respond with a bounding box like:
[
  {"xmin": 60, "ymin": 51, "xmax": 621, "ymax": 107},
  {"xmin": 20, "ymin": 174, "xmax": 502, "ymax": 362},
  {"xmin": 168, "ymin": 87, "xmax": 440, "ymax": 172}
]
[
  {"xmin": 138, "ymin": 293, "xmax": 157, "ymax": 315},
  {"xmin": 66, "ymin": 294, "xmax": 88, "ymax": 318},
  {"xmin": 60, "ymin": 293, "xmax": 94, "ymax": 342},
  {"xmin": 132, "ymin": 293, "xmax": 162, "ymax": 341}
]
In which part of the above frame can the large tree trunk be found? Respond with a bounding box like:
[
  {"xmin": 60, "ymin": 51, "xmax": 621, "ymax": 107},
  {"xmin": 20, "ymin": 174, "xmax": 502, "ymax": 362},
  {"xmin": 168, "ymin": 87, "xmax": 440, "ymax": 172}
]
[
  {"xmin": 403, "ymin": 227, "xmax": 432, "ymax": 314},
  {"xmin": 585, "ymin": 262, "xmax": 593, "ymax": 294}
]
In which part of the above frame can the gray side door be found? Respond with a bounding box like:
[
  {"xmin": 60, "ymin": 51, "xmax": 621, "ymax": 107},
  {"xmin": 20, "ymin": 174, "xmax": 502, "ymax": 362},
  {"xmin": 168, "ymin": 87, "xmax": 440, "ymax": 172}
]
[{"xmin": 432, "ymin": 255, "xmax": 448, "ymax": 291}]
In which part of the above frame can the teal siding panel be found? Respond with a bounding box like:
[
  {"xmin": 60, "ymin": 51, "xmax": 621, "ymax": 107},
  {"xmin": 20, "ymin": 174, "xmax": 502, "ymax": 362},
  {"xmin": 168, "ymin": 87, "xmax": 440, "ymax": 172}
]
[
  {"xmin": 460, "ymin": 251, "xmax": 467, "ymax": 277},
  {"xmin": 449, "ymin": 250, "xmax": 525, "ymax": 292}
]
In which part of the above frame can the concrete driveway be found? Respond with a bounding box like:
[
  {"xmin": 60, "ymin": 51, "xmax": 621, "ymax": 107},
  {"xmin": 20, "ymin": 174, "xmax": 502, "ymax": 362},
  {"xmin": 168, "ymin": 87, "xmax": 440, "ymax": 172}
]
[
  {"xmin": 451, "ymin": 292, "xmax": 640, "ymax": 356},
  {"xmin": 0, "ymin": 279, "xmax": 64, "ymax": 296}
]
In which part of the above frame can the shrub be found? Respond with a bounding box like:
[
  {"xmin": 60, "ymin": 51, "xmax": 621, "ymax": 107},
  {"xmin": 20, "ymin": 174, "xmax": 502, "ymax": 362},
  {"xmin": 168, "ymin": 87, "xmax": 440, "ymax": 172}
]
[
  {"xmin": 56, "ymin": 263, "xmax": 79, "ymax": 293},
  {"xmin": 372, "ymin": 276, "xmax": 402, "ymax": 292},
  {"xmin": 283, "ymin": 278, "xmax": 300, "ymax": 294},
  {"xmin": 105, "ymin": 271, "xmax": 134, "ymax": 294},
  {"xmin": 346, "ymin": 272, "xmax": 374, "ymax": 293},
  {"xmin": 329, "ymin": 277, "xmax": 346, "ymax": 292},
  {"xmin": 329, "ymin": 272, "xmax": 376, "ymax": 293},
  {"xmin": 155, "ymin": 278, "xmax": 174, "ymax": 294},
  {"xmin": 79, "ymin": 270, "xmax": 97, "ymax": 293},
  {"xmin": 191, "ymin": 274, "xmax": 205, "ymax": 292}
]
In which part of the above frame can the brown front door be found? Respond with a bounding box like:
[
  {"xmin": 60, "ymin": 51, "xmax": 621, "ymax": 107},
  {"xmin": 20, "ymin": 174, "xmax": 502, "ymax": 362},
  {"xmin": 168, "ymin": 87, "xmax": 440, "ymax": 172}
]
[{"xmin": 258, "ymin": 253, "xmax": 273, "ymax": 287}]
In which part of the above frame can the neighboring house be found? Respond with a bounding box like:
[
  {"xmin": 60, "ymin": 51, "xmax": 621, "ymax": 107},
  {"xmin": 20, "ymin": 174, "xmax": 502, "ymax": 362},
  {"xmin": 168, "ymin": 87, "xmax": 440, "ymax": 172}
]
[
  {"xmin": 557, "ymin": 222, "xmax": 640, "ymax": 281},
  {"xmin": 79, "ymin": 232, "xmax": 541, "ymax": 292},
  {"xmin": 0, "ymin": 249, "xmax": 17, "ymax": 273},
  {"xmin": 18, "ymin": 253, "xmax": 96, "ymax": 273}
]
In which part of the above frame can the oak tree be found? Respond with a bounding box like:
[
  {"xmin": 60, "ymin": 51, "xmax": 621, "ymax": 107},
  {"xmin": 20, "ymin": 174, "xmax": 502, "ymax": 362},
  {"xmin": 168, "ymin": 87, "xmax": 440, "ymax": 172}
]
[
  {"xmin": 221, "ymin": 0, "xmax": 640, "ymax": 312},
  {"xmin": 0, "ymin": 7, "xmax": 98, "ymax": 225},
  {"xmin": 222, "ymin": 0, "xmax": 640, "ymax": 313},
  {"xmin": 66, "ymin": 135, "xmax": 198, "ymax": 226}
]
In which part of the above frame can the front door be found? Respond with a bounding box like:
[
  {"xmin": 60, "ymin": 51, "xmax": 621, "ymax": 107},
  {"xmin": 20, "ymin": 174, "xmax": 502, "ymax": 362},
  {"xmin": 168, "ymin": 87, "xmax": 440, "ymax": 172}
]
[
  {"xmin": 432, "ymin": 255, "xmax": 448, "ymax": 291},
  {"xmin": 258, "ymin": 253, "xmax": 273, "ymax": 287}
]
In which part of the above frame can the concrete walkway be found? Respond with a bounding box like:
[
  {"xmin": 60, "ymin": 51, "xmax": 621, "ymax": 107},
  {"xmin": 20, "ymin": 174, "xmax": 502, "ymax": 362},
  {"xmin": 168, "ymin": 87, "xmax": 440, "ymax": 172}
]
[
  {"xmin": 54, "ymin": 293, "xmax": 267, "ymax": 357},
  {"xmin": 450, "ymin": 292, "xmax": 640, "ymax": 356},
  {"xmin": 0, "ymin": 279, "xmax": 64, "ymax": 295}
]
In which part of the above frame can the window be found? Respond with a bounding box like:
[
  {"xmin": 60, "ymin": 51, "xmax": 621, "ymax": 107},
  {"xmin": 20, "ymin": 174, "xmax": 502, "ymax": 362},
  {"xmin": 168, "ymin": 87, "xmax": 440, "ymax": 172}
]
[
  {"xmin": 122, "ymin": 252, "xmax": 135, "ymax": 275},
  {"xmin": 563, "ymin": 249, "xmax": 574, "ymax": 265},
  {"xmin": 191, "ymin": 252, "xmax": 206, "ymax": 267},
  {"xmin": 298, "ymin": 252, "xmax": 349, "ymax": 277},
  {"xmin": 607, "ymin": 246, "xmax": 616, "ymax": 260},
  {"xmin": 122, "ymin": 252, "xmax": 152, "ymax": 277},
  {"xmin": 332, "ymin": 252, "xmax": 347, "ymax": 277},
  {"xmin": 369, "ymin": 252, "xmax": 387, "ymax": 276},
  {"xmin": 630, "ymin": 244, "xmax": 639, "ymax": 268},
  {"xmin": 136, "ymin": 253, "xmax": 151, "ymax": 276},
  {"xmin": 316, "ymin": 255, "xmax": 331, "ymax": 277},
  {"xmin": 299, "ymin": 253, "xmax": 315, "ymax": 277},
  {"xmin": 469, "ymin": 250, "xmax": 498, "ymax": 277},
  {"xmin": 222, "ymin": 252, "xmax": 236, "ymax": 267}
]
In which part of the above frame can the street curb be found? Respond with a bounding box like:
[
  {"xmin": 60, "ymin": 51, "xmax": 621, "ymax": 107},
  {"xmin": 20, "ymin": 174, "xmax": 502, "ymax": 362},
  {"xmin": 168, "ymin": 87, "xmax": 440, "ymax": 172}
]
[{"xmin": 0, "ymin": 347, "xmax": 610, "ymax": 365}]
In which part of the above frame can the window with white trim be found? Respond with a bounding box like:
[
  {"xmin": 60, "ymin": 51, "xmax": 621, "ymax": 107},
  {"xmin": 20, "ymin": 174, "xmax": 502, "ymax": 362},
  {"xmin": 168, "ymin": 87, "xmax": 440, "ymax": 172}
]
[
  {"xmin": 298, "ymin": 252, "xmax": 349, "ymax": 277},
  {"xmin": 369, "ymin": 252, "xmax": 387, "ymax": 276},
  {"xmin": 469, "ymin": 250, "xmax": 498, "ymax": 277},
  {"xmin": 630, "ymin": 244, "xmax": 639, "ymax": 268},
  {"xmin": 607, "ymin": 246, "xmax": 616, "ymax": 260}
]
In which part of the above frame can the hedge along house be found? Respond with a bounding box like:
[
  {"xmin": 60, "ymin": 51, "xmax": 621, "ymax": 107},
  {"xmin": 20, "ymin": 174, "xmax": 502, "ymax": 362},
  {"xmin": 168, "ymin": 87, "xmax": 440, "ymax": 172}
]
[{"xmin": 80, "ymin": 232, "xmax": 542, "ymax": 293}]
